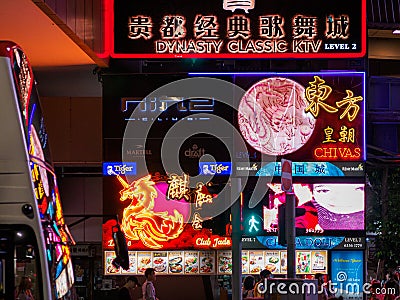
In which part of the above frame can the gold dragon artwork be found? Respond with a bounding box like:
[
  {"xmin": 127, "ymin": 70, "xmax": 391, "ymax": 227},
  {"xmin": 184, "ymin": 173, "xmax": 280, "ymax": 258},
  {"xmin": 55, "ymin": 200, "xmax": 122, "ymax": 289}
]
[{"xmin": 116, "ymin": 174, "xmax": 185, "ymax": 249}]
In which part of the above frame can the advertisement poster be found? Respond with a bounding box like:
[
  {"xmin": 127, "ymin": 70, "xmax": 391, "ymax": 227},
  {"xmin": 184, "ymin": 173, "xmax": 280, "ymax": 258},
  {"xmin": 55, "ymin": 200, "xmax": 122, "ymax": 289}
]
[
  {"xmin": 331, "ymin": 251, "xmax": 363, "ymax": 300},
  {"xmin": 311, "ymin": 251, "xmax": 327, "ymax": 273}
]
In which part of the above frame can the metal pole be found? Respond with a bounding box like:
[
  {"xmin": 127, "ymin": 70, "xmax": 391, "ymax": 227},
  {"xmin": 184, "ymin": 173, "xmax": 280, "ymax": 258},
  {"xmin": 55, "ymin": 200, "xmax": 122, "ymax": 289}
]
[
  {"xmin": 231, "ymin": 178, "xmax": 242, "ymax": 300},
  {"xmin": 286, "ymin": 192, "xmax": 296, "ymax": 279}
]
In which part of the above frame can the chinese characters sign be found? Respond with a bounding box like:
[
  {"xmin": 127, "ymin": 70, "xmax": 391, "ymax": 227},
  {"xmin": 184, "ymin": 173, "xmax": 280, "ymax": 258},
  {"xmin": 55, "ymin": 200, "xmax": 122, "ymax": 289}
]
[
  {"xmin": 111, "ymin": 0, "xmax": 366, "ymax": 58},
  {"xmin": 231, "ymin": 72, "xmax": 365, "ymax": 162},
  {"xmin": 102, "ymin": 173, "xmax": 231, "ymax": 250}
]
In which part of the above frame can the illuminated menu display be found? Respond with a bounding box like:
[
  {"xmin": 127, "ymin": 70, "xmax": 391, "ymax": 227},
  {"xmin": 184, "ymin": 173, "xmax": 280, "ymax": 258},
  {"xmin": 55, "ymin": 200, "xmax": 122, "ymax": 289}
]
[
  {"xmin": 104, "ymin": 249, "xmax": 327, "ymax": 275},
  {"xmin": 111, "ymin": 0, "xmax": 366, "ymax": 58}
]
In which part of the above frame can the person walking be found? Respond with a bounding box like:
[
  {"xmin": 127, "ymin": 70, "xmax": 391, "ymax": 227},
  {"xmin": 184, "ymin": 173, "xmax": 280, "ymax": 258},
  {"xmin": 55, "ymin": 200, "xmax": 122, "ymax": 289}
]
[
  {"xmin": 315, "ymin": 273, "xmax": 328, "ymax": 300},
  {"xmin": 15, "ymin": 276, "xmax": 34, "ymax": 300},
  {"xmin": 118, "ymin": 276, "xmax": 141, "ymax": 300},
  {"xmin": 142, "ymin": 268, "xmax": 158, "ymax": 300}
]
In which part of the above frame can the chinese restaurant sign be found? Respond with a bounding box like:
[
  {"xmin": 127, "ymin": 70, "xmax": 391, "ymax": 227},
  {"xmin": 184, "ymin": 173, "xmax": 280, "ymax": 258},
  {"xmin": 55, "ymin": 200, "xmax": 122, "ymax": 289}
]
[
  {"xmin": 230, "ymin": 72, "xmax": 366, "ymax": 162},
  {"xmin": 102, "ymin": 173, "xmax": 232, "ymax": 250},
  {"xmin": 110, "ymin": 0, "xmax": 366, "ymax": 58}
]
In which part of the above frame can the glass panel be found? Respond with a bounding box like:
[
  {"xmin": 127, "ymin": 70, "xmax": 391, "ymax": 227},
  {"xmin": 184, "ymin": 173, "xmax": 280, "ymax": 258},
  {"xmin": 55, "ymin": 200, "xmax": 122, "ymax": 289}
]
[
  {"xmin": 368, "ymin": 81, "xmax": 390, "ymax": 110},
  {"xmin": 390, "ymin": 83, "xmax": 400, "ymax": 110},
  {"xmin": 373, "ymin": 124, "xmax": 398, "ymax": 153},
  {"xmin": 0, "ymin": 226, "xmax": 42, "ymax": 300}
]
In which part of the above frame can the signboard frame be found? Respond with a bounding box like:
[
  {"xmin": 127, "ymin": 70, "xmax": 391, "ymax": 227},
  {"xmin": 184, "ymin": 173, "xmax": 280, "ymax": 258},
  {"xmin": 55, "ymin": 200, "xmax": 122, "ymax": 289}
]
[{"xmin": 108, "ymin": 0, "xmax": 367, "ymax": 59}]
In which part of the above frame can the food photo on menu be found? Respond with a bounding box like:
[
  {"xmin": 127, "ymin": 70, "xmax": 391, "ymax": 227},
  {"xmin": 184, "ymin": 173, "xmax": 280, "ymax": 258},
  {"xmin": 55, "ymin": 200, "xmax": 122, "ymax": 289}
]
[
  {"xmin": 184, "ymin": 251, "xmax": 199, "ymax": 274},
  {"xmin": 168, "ymin": 251, "xmax": 184, "ymax": 274},
  {"xmin": 297, "ymin": 251, "xmax": 311, "ymax": 274},
  {"xmin": 242, "ymin": 251, "xmax": 249, "ymax": 274},
  {"xmin": 249, "ymin": 251, "xmax": 265, "ymax": 274},
  {"xmin": 280, "ymin": 251, "xmax": 287, "ymax": 273},
  {"xmin": 264, "ymin": 251, "xmax": 280, "ymax": 274},
  {"xmin": 218, "ymin": 251, "xmax": 232, "ymax": 274},
  {"xmin": 121, "ymin": 251, "xmax": 137, "ymax": 274},
  {"xmin": 104, "ymin": 251, "xmax": 120, "ymax": 274},
  {"xmin": 199, "ymin": 251, "xmax": 215, "ymax": 274},
  {"xmin": 153, "ymin": 252, "xmax": 168, "ymax": 274},
  {"xmin": 137, "ymin": 252, "xmax": 152, "ymax": 274}
]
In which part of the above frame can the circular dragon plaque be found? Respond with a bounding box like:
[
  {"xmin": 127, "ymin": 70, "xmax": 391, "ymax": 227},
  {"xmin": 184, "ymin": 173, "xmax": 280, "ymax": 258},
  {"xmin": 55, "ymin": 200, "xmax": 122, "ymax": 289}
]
[{"xmin": 238, "ymin": 77, "xmax": 316, "ymax": 156}]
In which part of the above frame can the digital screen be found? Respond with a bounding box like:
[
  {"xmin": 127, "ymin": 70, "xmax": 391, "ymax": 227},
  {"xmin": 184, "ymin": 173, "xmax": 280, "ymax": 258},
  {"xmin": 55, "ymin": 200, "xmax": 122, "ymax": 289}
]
[
  {"xmin": 265, "ymin": 183, "xmax": 364, "ymax": 231},
  {"xmin": 242, "ymin": 183, "xmax": 365, "ymax": 236}
]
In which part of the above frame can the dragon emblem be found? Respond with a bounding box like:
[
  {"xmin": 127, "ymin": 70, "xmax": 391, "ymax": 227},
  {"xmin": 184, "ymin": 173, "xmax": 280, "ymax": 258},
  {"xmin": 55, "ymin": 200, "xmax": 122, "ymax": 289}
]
[{"xmin": 116, "ymin": 175, "xmax": 185, "ymax": 249}]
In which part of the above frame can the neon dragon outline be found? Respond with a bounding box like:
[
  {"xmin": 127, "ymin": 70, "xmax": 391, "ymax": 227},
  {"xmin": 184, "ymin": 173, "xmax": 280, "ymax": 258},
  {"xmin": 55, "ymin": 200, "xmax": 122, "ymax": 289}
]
[{"xmin": 116, "ymin": 174, "xmax": 185, "ymax": 249}]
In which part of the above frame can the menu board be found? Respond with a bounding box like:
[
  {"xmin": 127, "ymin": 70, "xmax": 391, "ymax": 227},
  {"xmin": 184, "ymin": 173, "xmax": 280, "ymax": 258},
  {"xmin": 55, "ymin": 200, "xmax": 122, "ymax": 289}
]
[
  {"xmin": 311, "ymin": 251, "xmax": 328, "ymax": 273},
  {"xmin": 121, "ymin": 251, "xmax": 137, "ymax": 274},
  {"xmin": 104, "ymin": 249, "xmax": 327, "ymax": 275},
  {"xmin": 264, "ymin": 251, "xmax": 280, "ymax": 274},
  {"xmin": 168, "ymin": 251, "xmax": 184, "ymax": 275},
  {"xmin": 249, "ymin": 251, "xmax": 264, "ymax": 275},
  {"xmin": 104, "ymin": 251, "xmax": 121, "ymax": 275},
  {"xmin": 218, "ymin": 251, "xmax": 232, "ymax": 274},
  {"xmin": 137, "ymin": 252, "xmax": 152, "ymax": 274},
  {"xmin": 199, "ymin": 251, "xmax": 215, "ymax": 274},
  {"xmin": 242, "ymin": 251, "xmax": 249, "ymax": 274},
  {"xmin": 296, "ymin": 251, "xmax": 312, "ymax": 274},
  {"xmin": 153, "ymin": 252, "xmax": 168, "ymax": 274},
  {"xmin": 184, "ymin": 251, "xmax": 199, "ymax": 274}
]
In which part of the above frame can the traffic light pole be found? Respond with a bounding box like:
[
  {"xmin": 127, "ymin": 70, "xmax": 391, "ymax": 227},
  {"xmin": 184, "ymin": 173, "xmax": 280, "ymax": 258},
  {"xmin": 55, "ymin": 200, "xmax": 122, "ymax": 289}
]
[
  {"xmin": 231, "ymin": 178, "xmax": 242, "ymax": 300},
  {"xmin": 286, "ymin": 192, "xmax": 296, "ymax": 279}
]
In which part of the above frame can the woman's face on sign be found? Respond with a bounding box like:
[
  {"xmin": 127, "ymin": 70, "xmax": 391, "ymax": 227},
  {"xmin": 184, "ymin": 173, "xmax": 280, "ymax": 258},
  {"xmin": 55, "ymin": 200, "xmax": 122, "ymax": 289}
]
[{"xmin": 313, "ymin": 184, "xmax": 364, "ymax": 214}]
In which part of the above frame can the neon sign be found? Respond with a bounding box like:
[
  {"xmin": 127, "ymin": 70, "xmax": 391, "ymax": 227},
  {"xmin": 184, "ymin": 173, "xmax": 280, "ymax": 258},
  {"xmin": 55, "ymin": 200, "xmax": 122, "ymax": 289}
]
[
  {"xmin": 116, "ymin": 174, "xmax": 185, "ymax": 249},
  {"xmin": 195, "ymin": 236, "xmax": 232, "ymax": 248},
  {"xmin": 121, "ymin": 97, "xmax": 215, "ymax": 114},
  {"xmin": 110, "ymin": 0, "xmax": 366, "ymax": 58},
  {"xmin": 314, "ymin": 147, "xmax": 361, "ymax": 159},
  {"xmin": 188, "ymin": 71, "xmax": 365, "ymax": 162},
  {"xmin": 102, "ymin": 173, "xmax": 231, "ymax": 250}
]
